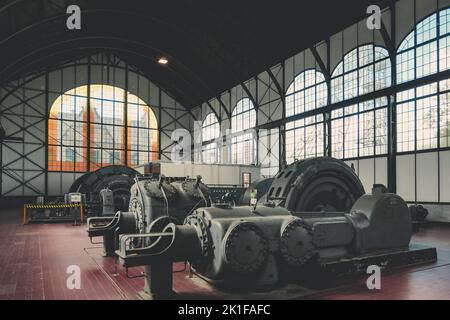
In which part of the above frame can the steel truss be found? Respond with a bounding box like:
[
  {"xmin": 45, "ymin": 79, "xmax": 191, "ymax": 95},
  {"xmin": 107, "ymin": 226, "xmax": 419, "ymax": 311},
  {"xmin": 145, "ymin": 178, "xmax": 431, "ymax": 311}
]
[{"xmin": 0, "ymin": 52, "xmax": 195, "ymax": 196}]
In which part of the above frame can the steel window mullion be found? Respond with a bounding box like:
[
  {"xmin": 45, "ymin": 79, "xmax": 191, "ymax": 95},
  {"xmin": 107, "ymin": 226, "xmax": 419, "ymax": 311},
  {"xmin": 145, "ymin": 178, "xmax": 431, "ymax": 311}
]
[
  {"xmin": 73, "ymin": 63, "xmax": 77, "ymax": 172},
  {"xmin": 342, "ymin": 115, "xmax": 345, "ymax": 159},
  {"xmin": 87, "ymin": 57, "xmax": 91, "ymax": 171},
  {"xmin": 437, "ymin": 11, "xmax": 442, "ymax": 152},
  {"xmin": 59, "ymin": 76, "xmax": 63, "ymax": 172},
  {"xmin": 373, "ymin": 109, "xmax": 376, "ymax": 156}
]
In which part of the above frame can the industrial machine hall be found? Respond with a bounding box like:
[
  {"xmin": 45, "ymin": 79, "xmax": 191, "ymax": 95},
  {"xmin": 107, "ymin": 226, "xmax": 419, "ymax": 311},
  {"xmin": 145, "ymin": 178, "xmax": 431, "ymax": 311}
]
[{"xmin": 2, "ymin": 0, "xmax": 450, "ymax": 305}]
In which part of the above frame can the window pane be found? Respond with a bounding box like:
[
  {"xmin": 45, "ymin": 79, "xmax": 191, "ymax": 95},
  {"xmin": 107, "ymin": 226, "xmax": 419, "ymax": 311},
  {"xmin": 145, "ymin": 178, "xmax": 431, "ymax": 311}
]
[
  {"xmin": 231, "ymin": 98, "xmax": 256, "ymax": 164},
  {"xmin": 48, "ymin": 84, "xmax": 158, "ymax": 172},
  {"xmin": 331, "ymin": 45, "xmax": 390, "ymax": 103}
]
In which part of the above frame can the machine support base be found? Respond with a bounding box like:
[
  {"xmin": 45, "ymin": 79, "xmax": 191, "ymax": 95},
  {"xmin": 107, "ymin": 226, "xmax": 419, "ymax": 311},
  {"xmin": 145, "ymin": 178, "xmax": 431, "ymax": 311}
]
[
  {"xmin": 299, "ymin": 244, "xmax": 437, "ymax": 288},
  {"xmin": 140, "ymin": 263, "xmax": 174, "ymax": 300}
]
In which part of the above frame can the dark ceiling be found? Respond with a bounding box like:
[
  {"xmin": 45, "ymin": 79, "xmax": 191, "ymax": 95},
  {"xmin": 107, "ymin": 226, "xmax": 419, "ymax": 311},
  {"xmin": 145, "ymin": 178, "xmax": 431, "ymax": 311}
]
[{"xmin": 0, "ymin": 0, "xmax": 395, "ymax": 109}]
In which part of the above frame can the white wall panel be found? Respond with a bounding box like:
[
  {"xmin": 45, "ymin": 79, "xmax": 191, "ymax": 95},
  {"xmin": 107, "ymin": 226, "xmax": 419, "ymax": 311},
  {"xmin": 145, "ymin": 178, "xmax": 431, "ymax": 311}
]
[
  {"xmin": 258, "ymin": 105, "xmax": 270, "ymax": 125},
  {"xmin": 23, "ymin": 172, "xmax": 45, "ymax": 196},
  {"xmin": 90, "ymin": 65, "xmax": 104, "ymax": 85},
  {"xmin": 375, "ymin": 157, "xmax": 388, "ymax": 187},
  {"xmin": 62, "ymin": 66, "xmax": 76, "ymax": 92},
  {"xmin": 416, "ymin": 152, "xmax": 439, "ymax": 202},
  {"xmin": 1, "ymin": 175, "xmax": 17, "ymax": 195},
  {"xmin": 416, "ymin": 0, "xmax": 438, "ymax": 22},
  {"xmin": 345, "ymin": 160, "xmax": 359, "ymax": 175},
  {"xmin": 271, "ymin": 64, "xmax": 284, "ymax": 93},
  {"xmin": 127, "ymin": 70, "xmax": 139, "ymax": 94},
  {"xmin": 343, "ymin": 24, "xmax": 358, "ymax": 56},
  {"xmin": 304, "ymin": 49, "xmax": 316, "ymax": 70},
  {"xmin": 359, "ymin": 158, "xmax": 375, "ymax": 193},
  {"xmin": 397, "ymin": 154, "xmax": 416, "ymax": 201},
  {"xmin": 284, "ymin": 57, "xmax": 294, "ymax": 92},
  {"xmin": 48, "ymin": 172, "xmax": 62, "ymax": 196},
  {"xmin": 439, "ymin": 0, "xmax": 450, "ymax": 9},
  {"xmin": 25, "ymin": 144, "xmax": 45, "ymax": 165},
  {"xmin": 114, "ymin": 68, "xmax": 126, "ymax": 90},
  {"xmin": 26, "ymin": 76, "xmax": 47, "ymax": 91},
  {"xmin": 6, "ymin": 180, "xmax": 24, "ymax": 196},
  {"xmin": 62, "ymin": 173, "xmax": 77, "ymax": 195},
  {"xmin": 440, "ymin": 151, "xmax": 450, "ymax": 202},
  {"xmin": 247, "ymin": 79, "xmax": 257, "ymax": 99},
  {"xmin": 149, "ymin": 82, "xmax": 160, "ymax": 107},
  {"xmin": 2, "ymin": 143, "xmax": 22, "ymax": 170},
  {"xmin": 257, "ymin": 71, "xmax": 271, "ymax": 105},
  {"xmin": 293, "ymin": 52, "xmax": 304, "ymax": 77},
  {"xmin": 396, "ymin": 0, "xmax": 415, "ymax": 47},
  {"xmin": 378, "ymin": 10, "xmax": 391, "ymax": 45},
  {"xmin": 316, "ymin": 42, "xmax": 328, "ymax": 69},
  {"xmin": 330, "ymin": 32, "xmax": 343, "ymax": 72},
  {"xmin": 75, "ymin": 65, "xmax": 88, "ymax": 87},
  {"xmin": 357, "ymin": 19, "xmax": 374, "ymax": 45}
]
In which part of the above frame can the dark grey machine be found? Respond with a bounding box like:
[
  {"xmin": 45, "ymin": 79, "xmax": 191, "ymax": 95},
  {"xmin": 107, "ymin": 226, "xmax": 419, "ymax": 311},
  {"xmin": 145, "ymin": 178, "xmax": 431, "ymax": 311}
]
[
  {"xmin": 259, "ymin": 157, "xmax": 365, "ymax": 212},
  {"xmin": 87, "ymin": 157, "xmax": 437, "ymax": 298},
  {"xmin": 99, "ymin": 188, "xmax": 115, "ymax": 216},
  {"xmin": 70, "ymin": 165, "xmax": 140, "ymax": 216},
  {"xmin": 87, "ymin": 175, "xmax": 210, "ymax": 256},
  {"xmin": 115, "ymin": 187, "xmax": 435, "ymax": 298}
]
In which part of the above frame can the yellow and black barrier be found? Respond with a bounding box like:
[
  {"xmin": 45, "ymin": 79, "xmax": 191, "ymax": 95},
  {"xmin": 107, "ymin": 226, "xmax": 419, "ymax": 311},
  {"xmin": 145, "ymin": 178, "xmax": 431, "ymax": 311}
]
[{"xmin": 23, "ymin": 203, "xmax": 84, "ymax": 224}]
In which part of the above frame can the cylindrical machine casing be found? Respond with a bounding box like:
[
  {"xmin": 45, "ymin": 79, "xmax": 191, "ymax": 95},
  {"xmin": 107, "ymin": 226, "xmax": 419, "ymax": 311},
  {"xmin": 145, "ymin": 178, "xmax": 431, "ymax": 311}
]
[
  {"xmin": 261, "ymin": 157, "xmax": 365, "ymax": 213},
  {"xmin": 115, "ymin": 192, "xmax": 415, "ymax": 289},
  {"xmin": 185, "ymin": 205, "xmax": 293, "ymax": 282},
  {"xmin": 128, "ymin": 177, "xmax": 211, "ymax": 236},
  {"xmin": 347, "ymin": 193, "xmax": 412, "ymax": 254}
]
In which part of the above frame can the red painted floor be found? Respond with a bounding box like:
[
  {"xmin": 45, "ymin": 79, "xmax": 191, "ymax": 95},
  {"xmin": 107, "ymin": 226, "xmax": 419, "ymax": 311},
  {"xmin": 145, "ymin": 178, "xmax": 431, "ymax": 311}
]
[{"xmin": 1, "ymin": 206, "xmax": 450, "ymax": 300}]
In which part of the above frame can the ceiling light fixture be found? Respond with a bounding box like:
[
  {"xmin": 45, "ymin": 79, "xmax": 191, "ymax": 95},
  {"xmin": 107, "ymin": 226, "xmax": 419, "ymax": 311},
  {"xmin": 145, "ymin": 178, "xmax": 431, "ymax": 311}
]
[{"xmin": 158, "ymin": 57, "xmax": 168, "ymax": 65}]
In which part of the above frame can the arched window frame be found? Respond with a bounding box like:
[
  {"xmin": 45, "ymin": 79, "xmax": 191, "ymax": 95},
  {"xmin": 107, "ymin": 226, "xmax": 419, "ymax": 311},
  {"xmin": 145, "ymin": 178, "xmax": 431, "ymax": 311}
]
[
  {"xmin": 396, "ymin": 8, "xmax": 450, "ymax": 84},
  {"xmin": 395, "ymin": 8, "xmax": 450, "ymax": 153},
  {"xmin": 329, "ymin": 44, "xmax": 390, "ymax": 160},
  {"xmin": 201, "ymin": 112, "xmax": 220, "ymax": 164},
  {"xmin": 231, "ymin": 98, "xmax": 257, "ymax": 165},
  {"xmin": 285, "ymin": 68, "xmax": 327, "ymax": 116},
  {"xmin": 331, "ymin": 44, "xmax": 391, "ymax": 103},
  {"xmin": 48, "ymin": 84, "xmax": 158, "ymax": 172},
  {"xmin": 284, "ymin": 69, "xmax": 327, "ymax": 164},
  {"xmin": 202, "ymin": 113, "xmax": 220, "ymax": 142}
]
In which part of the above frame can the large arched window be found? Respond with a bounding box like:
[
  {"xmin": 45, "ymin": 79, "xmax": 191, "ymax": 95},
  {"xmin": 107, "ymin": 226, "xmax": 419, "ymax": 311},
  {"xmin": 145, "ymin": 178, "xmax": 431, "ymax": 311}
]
[
  {"xmin": 231, "ymin": 98, "xmax": 256, "ymax": 165},
  {"xmin": 285, "ymin": 69, "xmax": 327, "ymax": 116},
  {"xmin": 48, "ymin": 84, "xmax": 158, "ymax": 172},
  {"xmin": 202, "ymin": 113, "xmax": 220, "ymax": 164},
  {"xmin": 396, "ymin": 9, "xmax": 450, "ymax": 153},
  {"xmin": 285, "ymin": 69, "xmax": 327, "ymax": 164},
  {"xmin": 331, "ymin": 44, "xmax": 391, "ymax": 103},
  {"xmin": 330, "ymin": 45, "xmax": 390, "ymax": 160},
  {"xmin": 397, "ymin": 9, "xmax": 450, "ymax": 84}
]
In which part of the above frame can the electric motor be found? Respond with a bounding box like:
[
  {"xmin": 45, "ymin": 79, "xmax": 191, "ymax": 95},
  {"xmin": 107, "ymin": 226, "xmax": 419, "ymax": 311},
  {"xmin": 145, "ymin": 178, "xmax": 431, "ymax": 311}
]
[{"xmin": 261, "ymin": 157, "xmax": 365, "ymax": 212}]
